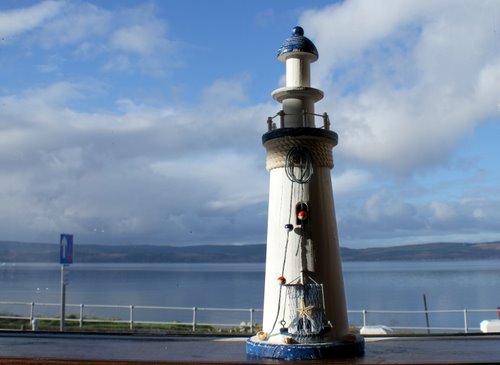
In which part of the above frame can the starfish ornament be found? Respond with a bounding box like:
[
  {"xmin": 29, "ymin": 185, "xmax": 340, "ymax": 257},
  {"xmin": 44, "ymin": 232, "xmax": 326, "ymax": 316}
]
[{"xmin": 295, "ymin": 298, "xmax": 316, "ymax": 321}]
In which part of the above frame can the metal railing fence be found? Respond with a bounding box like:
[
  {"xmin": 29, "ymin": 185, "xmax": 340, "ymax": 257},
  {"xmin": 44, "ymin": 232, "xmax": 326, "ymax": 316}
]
[
  {"xmin": 0, "ymin": 301, "xmax": 262, "ymax": 332},
  {"xmin": 1, "ymin": 301, "xmax": 498, "ymax": 334},
  {"xmin": 348, "ymin": 308, "xmax": 499, "ymax": 334}
]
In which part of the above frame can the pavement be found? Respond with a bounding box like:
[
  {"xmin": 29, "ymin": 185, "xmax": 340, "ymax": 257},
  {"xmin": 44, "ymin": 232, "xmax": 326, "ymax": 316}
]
[{"xmin": 0, "ymin": 332, "xmax": 499, "ymax": 364}]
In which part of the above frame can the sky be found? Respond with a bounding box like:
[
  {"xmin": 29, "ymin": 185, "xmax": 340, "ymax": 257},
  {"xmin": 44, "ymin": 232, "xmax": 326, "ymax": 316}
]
[{"xmin": 0, "ymin": 0, "xmax": 499, "ymax": 248}]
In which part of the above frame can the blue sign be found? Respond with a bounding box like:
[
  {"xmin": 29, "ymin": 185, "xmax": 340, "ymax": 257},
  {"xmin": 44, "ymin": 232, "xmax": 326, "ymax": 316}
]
[{"xmin": 60, "ymin": 234, "xmax": 73, "ymax": 264}]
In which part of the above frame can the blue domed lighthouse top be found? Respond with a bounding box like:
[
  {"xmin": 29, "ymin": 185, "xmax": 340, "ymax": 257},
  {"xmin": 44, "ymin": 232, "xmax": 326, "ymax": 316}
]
[{"xmin": 277, "ymin": 26, "xmax": 319, "ymax": 61}]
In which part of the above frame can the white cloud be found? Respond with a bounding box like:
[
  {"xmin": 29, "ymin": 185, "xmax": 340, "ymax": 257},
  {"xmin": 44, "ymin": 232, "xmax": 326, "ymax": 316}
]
[
  {"xmin": 335, "ymin": 182, "xmax": 500, "ymax": 247},
  {"xmin": 151, "ymin": 152, "xmax": 268, "ymax": 211},
  {"xmin": 9, "ymin": 2, "xmax": 177, "ymax": 74},
  {"xmin": 0, "ymin": 78, "xmax": 270, "ymax": 245},
  {"xmin": 301, "ymin": 0, "xmax": 500, "ymax": 173},
  {"xmin": 430, "ymin": 201, "xmax": 456, "ymax": 222},
  {"xmin": 202, "ymin": 76, "xmax": 251, "ymax": 105},
  {"xmin": 110, "ymin": 23, "xmax": 168, "ymax": 55},
  {"xmin": 301, "ymin": 0, "xmax": 432, "ymax": 77},
  {"xmin": 332, "ymin": 169, "xmax": 371, "ymax": 195},
  {"xmin": 25, "ymin": 81, "xmax": 85, "ymax": 105},
  {"xmin": 35, "ymin": 2, "xmax": 111, "ymax": 48},
  {"xmin": 0, "ymin": 0, "xmax": 62, "ymax": 39},
  {"xmin": 1, "ymin": 1, "xmax": 499, "ymax": 249},
  {"xmin": 101, "ymin": 55, "xmax": 131, "ymax": 73}
]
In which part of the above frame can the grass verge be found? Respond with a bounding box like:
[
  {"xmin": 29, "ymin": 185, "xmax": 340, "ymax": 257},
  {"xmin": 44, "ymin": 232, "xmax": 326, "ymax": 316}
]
[{"xmin": 0, "ymin": 316, "xmax": 258, "ymax": 335}]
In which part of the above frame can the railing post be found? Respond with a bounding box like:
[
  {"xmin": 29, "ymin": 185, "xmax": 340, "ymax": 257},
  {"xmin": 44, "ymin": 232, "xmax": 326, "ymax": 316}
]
[
  {"xmin": 362, "ymin": 309, "xmax": 367, "ymax": 327},
  {"xmin": 249, "ymin": 308, "xmax": 254, "ymax": 333},
  {"xmin": 29, "ymin": 302, "xmax": 35, "ymax": 321},
  {"xmin": 463, "ymin": 309, "xmax": 468, "ymax": 334},
  {"xmin": 129, "ymin": 305, "xmax": 134, "ymax": 330},
  {"xmin": 79, "ymin": 304, "xmax": 84, "ymax": 328},
  {"xmin": 323, "ymin": 112, "xmax": 330, "ymax": 130},
  {"xmin": 278, "ymin": 110, "xmax": 285, "ymax": 128},
  {"xmin": 302, "ymin": 110, "xmax": 307, "ymax": 127},
  {"xmin": 267, "ymin": 117, "xmax": 273, "ymax": 132},
  {"xmin": 192, "ymin": 307, "xmax": 197, "ymax": 332}
]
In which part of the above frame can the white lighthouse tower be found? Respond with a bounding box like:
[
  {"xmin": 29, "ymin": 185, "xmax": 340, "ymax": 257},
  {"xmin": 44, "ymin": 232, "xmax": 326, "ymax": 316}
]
[{"xmin": 247, "ymin": 26, "xmax": 364, "ymax": 360}]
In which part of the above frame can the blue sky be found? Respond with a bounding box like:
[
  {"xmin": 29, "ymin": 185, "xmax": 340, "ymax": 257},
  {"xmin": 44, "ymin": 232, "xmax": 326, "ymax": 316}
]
[{"xmin": 1, "ymin": 0, "xmax": 499, "ymax": 248}]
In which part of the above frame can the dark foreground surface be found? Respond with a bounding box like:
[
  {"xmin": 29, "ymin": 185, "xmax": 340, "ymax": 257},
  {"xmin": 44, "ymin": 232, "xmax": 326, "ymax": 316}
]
[{"xmin": 0, "ymin": 332, "xmax": 499, "ymax": 364}]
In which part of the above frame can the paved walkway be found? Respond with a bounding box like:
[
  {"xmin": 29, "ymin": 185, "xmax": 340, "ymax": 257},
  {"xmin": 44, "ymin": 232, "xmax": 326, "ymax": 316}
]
[{"xmin": 0, "ymin": 332, "xmax": 499, "ymax": 364}]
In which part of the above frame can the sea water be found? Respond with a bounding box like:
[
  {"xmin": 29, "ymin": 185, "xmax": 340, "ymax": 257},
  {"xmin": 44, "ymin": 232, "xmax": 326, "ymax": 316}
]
[{"xmin": 1, "ymin": 260, "xmax": 499, "ymax": 329}]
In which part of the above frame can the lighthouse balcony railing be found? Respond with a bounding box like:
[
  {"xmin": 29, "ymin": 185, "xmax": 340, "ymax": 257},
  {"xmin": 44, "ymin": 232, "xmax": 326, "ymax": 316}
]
[{"xmin": 267, "ymin": 110, "xmax": 331, "ymax": 131}]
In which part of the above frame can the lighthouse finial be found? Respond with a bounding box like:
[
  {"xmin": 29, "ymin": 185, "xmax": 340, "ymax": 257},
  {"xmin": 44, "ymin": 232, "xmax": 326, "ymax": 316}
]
[{"xmin": 292, "ymin": 26, "xmax": 304, "ymax": 36}]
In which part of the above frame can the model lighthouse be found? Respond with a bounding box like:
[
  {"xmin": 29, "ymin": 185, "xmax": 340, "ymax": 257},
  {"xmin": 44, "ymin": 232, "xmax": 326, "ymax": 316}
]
[{"xmin": 246, "ymin": 27, "xmax": 364, "ymax": 359}]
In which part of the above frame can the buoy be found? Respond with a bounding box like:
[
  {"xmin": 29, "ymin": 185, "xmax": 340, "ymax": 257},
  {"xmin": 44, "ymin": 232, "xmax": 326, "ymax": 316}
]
[
  {"xmin": 277, "ymin": 276, "xmax": 286, "ymax": 284},
  {"xmin": 297, "ymin": 211, "xmax": 307, "ymax": 221}
]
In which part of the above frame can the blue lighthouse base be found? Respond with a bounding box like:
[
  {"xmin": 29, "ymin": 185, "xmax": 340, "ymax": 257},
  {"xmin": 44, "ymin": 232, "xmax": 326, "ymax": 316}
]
[{"xmin": 246, "ymin": 335, "xmax": 364, "ymax": 360}]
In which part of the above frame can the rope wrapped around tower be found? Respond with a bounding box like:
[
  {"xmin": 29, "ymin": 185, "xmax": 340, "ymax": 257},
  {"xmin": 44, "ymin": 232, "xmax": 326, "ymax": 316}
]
[{"xmin": 264, "ymin": 135, "xmax": 335, "ymax": 171}]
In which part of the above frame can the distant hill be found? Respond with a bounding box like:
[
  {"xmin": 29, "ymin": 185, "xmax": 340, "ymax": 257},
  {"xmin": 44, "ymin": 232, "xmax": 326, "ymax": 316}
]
[
  {"xmin": 0, "ymin": 241, "xmax": 265, "ymax": 263},
  {"xmin": 340, "ymin": 241, "xmax": 500, "ymax": 261},
  {"xmin": 1, "ymin": 240, "xmax": 500, "ymax": 263}
]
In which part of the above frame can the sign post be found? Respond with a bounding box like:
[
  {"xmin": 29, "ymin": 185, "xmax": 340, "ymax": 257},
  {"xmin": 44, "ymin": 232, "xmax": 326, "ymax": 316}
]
[{"xmin": 60, "ymin": 234, "xmax": 73, "ymax": 332}]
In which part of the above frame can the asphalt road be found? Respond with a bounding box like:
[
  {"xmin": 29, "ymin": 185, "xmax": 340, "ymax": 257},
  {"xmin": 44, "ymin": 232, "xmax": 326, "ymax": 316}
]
[{"xmin": 0, "ymin": 332, "xmax": 499, "ymax": 364}]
